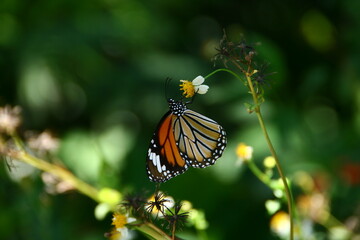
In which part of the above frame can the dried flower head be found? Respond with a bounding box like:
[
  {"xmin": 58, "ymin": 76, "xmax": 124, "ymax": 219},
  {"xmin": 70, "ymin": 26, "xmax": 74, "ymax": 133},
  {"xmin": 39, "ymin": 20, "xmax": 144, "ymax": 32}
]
[
  {"xmin": 214, "ymin": 32, "xmax": 257, "ymax": 70},
  {"xmin": 121, "ymin": 193, "xmax": 147, "ymax": 218},
  {"xmin": 163, "ymin": 202, "xmax": 189, "ymax": 232},
  {"xmin": 145, "ymin": 191, "xmax": 174, "ymax": 218},
  {"xmin": 0, "ymin": 105, "xmax": 21, "ymax": 134},
  {"xmin": 41, "ymin": 172, "xmax": 75, "ymax": 194},
  {"xmin": 251, "ymin": 63, "xmax": 275, "ymax": 88},
  {"xmin": 214, "ymin": 32, "xmax": 275, "ymax": 108},
  {"xmin": 27, "ymin": 130, "xmax": 59, "ymax": 154}
]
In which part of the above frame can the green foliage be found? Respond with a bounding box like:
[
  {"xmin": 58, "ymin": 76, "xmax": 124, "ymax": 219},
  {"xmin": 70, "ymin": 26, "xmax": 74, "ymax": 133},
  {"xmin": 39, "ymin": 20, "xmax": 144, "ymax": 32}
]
[{"xmin": 1, "ymin": 0, "xmax": 360, "ymax": 239}]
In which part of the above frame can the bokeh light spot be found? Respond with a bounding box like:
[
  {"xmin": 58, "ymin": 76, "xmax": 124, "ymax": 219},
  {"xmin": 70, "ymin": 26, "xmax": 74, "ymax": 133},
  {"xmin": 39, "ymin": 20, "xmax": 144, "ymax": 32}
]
[{"xmin": 301, "ymin": 10, "xmax": 336, "ymax": 52}]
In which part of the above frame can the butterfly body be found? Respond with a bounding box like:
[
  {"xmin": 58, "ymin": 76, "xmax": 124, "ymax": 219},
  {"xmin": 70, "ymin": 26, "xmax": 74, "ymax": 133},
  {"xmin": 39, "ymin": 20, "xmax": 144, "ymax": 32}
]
[{"xmin": 146, "ymin": 98, "xmax": 226, "ymax": 183}]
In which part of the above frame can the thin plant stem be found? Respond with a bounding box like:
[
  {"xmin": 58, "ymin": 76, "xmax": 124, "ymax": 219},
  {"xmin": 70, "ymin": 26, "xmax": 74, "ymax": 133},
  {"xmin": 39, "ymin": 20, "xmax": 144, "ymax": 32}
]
[
  {"xmin": 246, "ymin": 159, "xmax": 272, "ymax": 186},
  {"xmin": 244, "ymin": 71, "xmax": 294, "ymax": 240},
  {"xmin": 197, "ymin": 229, "xmax": 208, "ymax": 240},
  {"xmin": 3, "ymin": 138, "xmax": 174, "ymax": 240},
  {"xmin": 206, "ymin": 66, "xmax": 295, "ymax": 240},
  {"xmin": 172, "ymin": 224, "xmax": 176, "ymax": 240},
  {"xmin": 205, "ymin": 68, "xmax": 246, "ymax": 84},
  {"xmin": 134, "ymin": 222, "xmax": 172, "ymax": 240},
  {"xmin": 7, "ymin": 149, "xmax": 100, "ymax": 202}
]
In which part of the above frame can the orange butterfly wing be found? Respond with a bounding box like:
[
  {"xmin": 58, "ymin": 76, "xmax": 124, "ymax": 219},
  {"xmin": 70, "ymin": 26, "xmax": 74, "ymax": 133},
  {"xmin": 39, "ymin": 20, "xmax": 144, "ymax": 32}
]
[{"xmin": 146, "ymin": 111, "xmax": 188, "ymax": 182}]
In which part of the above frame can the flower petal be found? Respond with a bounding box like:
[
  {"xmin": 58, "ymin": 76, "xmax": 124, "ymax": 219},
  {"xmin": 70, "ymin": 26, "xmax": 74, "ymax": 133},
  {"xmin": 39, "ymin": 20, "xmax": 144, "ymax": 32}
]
[
  {"xmin": 195, "ymin": 85, "xmax": 209, "ymax": 94},
  {"xmin": 118, "ymin": 227, "xmax": 135, "ymax": 240},
  {"xmin": 192, "ymin": 75, "xmax": 205, "ymax": 85},
  {"xmin": 127, "ymin": 217, "xmax": 137, "ymax": 224}
]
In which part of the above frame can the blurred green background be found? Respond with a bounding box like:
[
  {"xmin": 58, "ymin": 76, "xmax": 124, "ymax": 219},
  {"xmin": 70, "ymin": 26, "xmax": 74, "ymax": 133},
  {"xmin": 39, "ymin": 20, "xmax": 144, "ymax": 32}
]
[{"xmin": 1, "ymin": 0, "xmax": 360, "ymax": 239}]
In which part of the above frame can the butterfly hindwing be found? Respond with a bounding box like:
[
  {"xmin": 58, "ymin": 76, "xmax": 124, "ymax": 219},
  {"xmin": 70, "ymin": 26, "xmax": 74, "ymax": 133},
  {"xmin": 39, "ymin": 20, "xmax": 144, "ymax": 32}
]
[{"xmin": 173, "ymin": 109, "xmax": 226, "ymax": 168}]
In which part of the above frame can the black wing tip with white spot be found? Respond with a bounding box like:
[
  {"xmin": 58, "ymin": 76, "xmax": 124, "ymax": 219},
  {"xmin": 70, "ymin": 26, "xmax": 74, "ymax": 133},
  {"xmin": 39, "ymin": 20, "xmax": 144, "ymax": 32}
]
[
  {"xmin": 146, "ymin": 164, "xmax": 188, "ymax": 183},
  {"xmin": 146, "ymin": 135, "xmax": 189, "ymax": 183}
]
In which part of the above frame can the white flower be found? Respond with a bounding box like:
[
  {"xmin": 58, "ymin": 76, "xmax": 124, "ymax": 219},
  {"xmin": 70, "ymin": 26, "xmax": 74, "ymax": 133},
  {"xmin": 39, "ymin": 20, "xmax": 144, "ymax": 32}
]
[
  {"xmin": 117, "ymin": 216, "xmax": 136, "ymax": 240},
  {"xmin": 236, "ymin": 143, "xmax": 253, "ymax": 163},
  {"xmin": 109, "ymin": 213, "xmax": 136, "ymax": 240},
  {"xmin": 192, "ymin": 76, "xmax": 209, "ymax": 94},
  {"xmin": 116, "ymin": 227, "xmax": 135, "ymax": 240},
  {"xmin": 179, "ymin": 75, "xmax": 210, "ymax": 98}
]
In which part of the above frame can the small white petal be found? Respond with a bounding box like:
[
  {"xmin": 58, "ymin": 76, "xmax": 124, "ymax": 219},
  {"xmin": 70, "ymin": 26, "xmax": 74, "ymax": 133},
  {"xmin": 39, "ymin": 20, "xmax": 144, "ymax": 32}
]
[
  {"xmin": 192, "ymin": 75, "xmax": 205, "ymax": 85},
  {"xmin": 163, "ymin": 196, "xmax": 175, "ymax": 209},
  {"xmin": 195, "ymin": 85, "xmax": 209, "ymax": 94},
  {"xmin": 127, "ymin": 217, "xmax": 137, "ymax": 223},
  {"xmin": 117, "ymin": 227, "xmax": 135, "ymax": 240}
]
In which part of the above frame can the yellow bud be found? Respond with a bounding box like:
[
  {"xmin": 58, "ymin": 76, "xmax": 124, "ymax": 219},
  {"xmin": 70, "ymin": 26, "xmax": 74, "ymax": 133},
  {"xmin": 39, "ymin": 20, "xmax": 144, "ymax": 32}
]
[
  {"xmin": 263, "ymin": 156, "xmax": 276, "ymax": 169},
  {"xmin": 98, "ymin": 188, "xmax": 122, "ymax": 205}
]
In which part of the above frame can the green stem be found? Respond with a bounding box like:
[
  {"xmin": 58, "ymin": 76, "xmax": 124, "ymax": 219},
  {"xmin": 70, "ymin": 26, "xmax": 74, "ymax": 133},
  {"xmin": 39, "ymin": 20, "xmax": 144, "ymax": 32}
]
[
  {"xmin": 207, "ymin": 66, "xmax": 295, "ymax": 240},
  {"xmin": 244, "ymin": 72, "xmax": 294, "ymax": 240},
  {"xmin": 8, "ymin": 149, "xmax": 100, "ymax": 202},
  {"xmin": 322, "ymin": 211, "xmax": 348, "ymax": 229},
  {"xmin": 197, "ymin": 229, "xmax": 208, "ymax": 240},
  {"xmin": 133, "ymin": 222, "xmax": 172, "ymax": 240},
  {"xmin": 10, "ymin": 150, "xmax": 173, "ymax": 240},
  {"xmin": 204, "ymin": 68, "xmax": 246, "ymax": 84},
  {"xmin": 4, "ymin": 136, "xmax": 173, "ymax": 240},
  {"xmin": 247, "ymin": 160, "xmax": 272, "ymax": 186}
]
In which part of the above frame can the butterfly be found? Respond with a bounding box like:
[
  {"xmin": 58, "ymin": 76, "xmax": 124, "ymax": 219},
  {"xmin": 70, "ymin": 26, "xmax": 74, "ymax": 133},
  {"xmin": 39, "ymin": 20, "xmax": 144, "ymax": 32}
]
[{"xmin": 146, "ymin": 98, "xmax": 227, "ymax": 182}]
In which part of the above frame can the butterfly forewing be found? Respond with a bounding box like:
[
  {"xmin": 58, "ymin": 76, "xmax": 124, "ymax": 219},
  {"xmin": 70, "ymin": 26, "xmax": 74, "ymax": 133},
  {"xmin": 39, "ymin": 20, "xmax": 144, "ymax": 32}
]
[{"xmin": 146, "ymin": 111, "xmax": 188, "ymax": 182}]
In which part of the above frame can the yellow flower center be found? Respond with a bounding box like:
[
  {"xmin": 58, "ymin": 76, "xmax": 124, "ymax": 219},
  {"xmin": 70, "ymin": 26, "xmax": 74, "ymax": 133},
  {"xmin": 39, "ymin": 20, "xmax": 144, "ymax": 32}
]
[
  {"xmin": 179, "ymin": 80, "xmax": 195, "ymax": 98},
  {"xmin": 112, "ymin": 213, "xmax": 127, "ymax": 229},
  {"xmin": 236, "ymin": 143, "xmax": 253, "ymax": 161}
]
